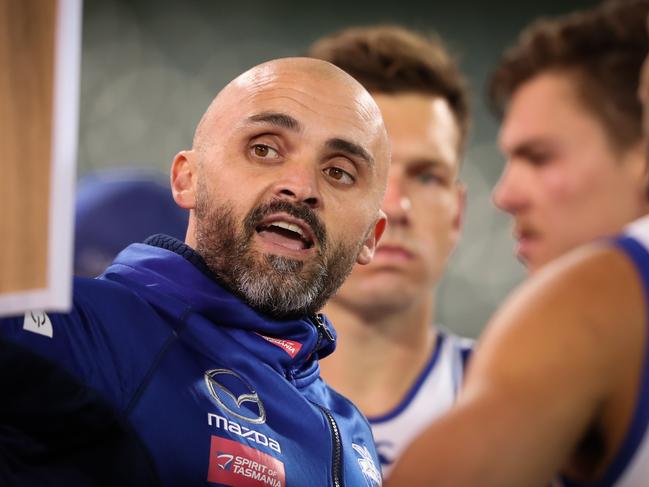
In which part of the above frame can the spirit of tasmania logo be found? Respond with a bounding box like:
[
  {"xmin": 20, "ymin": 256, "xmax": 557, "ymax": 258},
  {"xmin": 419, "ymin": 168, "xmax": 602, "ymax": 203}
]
[{"xmin": 208, "ymin": 436, "xmax": 286, "ymax": 487}]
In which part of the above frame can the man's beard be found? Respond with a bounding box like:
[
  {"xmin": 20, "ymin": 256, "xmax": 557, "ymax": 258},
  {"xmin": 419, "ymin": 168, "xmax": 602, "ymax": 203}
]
[{"xmin": 194, "ymin": 191, "xmax": 364, "ymax": 319}]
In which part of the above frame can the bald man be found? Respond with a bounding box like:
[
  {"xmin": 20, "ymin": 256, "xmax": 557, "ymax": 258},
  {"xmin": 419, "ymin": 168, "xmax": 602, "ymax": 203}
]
[{"xmin": 0, "ymin": 58, "xmax": 388, "ymax": 487}]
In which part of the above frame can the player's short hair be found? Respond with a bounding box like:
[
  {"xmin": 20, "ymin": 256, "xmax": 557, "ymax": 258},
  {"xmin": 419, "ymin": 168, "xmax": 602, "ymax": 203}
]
[
  {"xmin": 488, "ymin": 0, "xmax": 649, "ymax": 152},
  {"xmin": 308, "ymin": 25, "xmax": 470, "ymax": 154}
]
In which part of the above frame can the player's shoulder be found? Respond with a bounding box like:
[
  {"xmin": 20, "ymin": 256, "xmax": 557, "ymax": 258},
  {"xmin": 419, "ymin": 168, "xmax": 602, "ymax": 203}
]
[
  {"xmin": 545, "ymin": 238, "xmax": 643, "ymax": 309},
  {"xmin": 510, "ymin": 233, "xmax": 639, "ymax": 314},
  {"xmin": 73, "ymin": 273, "xmax": 144, "ymax": 305},
  {"xmin": 69, "ymin": 275, "xmax": 177, "ymax": 369},
  {"xmin": 489, "ymin": 238, "xmax": 646, "ymax": 377},
  {"xmin": 72, "ymin": 275, "xmax": 170, "ymax": 332},
  {"xmin": 555, "ymin": 214, "xmax": 649, "ymax": 293}
]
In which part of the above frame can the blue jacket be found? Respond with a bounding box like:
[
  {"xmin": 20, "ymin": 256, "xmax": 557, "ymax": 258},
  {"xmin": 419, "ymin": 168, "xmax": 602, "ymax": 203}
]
[{"xmin": 0, "ymin": 235, "xmax": 382, "ymax": 487}]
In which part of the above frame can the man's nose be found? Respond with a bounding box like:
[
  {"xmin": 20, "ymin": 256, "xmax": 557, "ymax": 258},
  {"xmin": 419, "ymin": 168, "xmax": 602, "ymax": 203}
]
[
  {"xmin": 492, "ymin": 162, "xmax": 529, "ymax": 215},
  {"xmin": 271, "ymin": 162, "xmax": 321, "ymax": 209},
  {"xmin": 382, "ymin": 176, "xmax": 411, "ymax": 226}
]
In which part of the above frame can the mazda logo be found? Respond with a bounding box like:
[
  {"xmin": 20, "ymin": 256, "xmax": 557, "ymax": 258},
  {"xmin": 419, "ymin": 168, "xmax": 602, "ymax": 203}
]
[{"xmin": 204, "ymin": 369, "xmax": 266, "ymax": 424}]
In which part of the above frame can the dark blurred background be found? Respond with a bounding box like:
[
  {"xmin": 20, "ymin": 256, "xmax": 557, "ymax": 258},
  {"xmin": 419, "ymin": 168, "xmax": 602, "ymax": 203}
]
[{"xmin": 79, "ymin": 0, "xmax": 597, "ymax": 337}]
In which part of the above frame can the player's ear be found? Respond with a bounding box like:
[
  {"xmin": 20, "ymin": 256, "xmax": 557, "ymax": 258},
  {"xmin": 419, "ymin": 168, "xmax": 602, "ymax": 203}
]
[
  {"xmin": 171, "ymin": 150, "xmax": 197, "ymax": 210},
  {"xmin": 356, "ymin": 210, "xmax": 387, "ymax": 265}
]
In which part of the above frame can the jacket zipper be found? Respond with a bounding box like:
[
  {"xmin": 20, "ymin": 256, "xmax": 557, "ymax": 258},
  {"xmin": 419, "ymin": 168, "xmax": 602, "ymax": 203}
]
[
  {"xmin": 309, "ymin": 317, "xmax": 343, "ymax": 485},
  {"xmin": 285, "ymin": 314, "xmax": 333, "ymax": 383},
  {"xmin": 311, "ymin": 313, "xmax": 335, "ymax": 346},
  {"xmin": 318, "ymin": 405, "xmax": 344, "ymax": 487}
]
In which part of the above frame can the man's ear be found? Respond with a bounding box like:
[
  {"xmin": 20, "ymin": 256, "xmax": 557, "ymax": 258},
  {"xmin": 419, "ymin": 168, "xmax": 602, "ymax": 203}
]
[
  {"xmin": 356, "ymin": 210, "xmax": 387, "ymax": 265},
  {"xmin": 171, "ymin": 150, "xmax": 197, "ymax": 209}
]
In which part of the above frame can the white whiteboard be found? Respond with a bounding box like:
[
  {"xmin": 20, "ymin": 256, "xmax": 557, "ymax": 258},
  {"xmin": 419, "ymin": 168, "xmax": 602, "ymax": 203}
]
[{"xmin": 0, "ymin": 0, "xmax": 82, "ymax": 316}]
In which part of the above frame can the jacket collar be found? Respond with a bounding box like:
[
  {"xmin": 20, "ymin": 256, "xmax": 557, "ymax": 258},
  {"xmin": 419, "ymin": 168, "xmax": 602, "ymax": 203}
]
[{"xmin": 103, "ymin": 235, "xmax": 337, "ymax": 377}]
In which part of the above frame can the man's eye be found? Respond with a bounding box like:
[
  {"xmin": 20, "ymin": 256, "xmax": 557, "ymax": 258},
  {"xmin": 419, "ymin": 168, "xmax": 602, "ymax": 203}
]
[
  {"xmin": 251, "ymin": 144, "xmax": 280, "ymax": 159},
  {"xmin": 325, "ymin": 167, "xmax": 355, "ymax": 185},
  {"xmin": 528, "ymin": 153, "xmax": 551, "ymax": 166},
  {"xmin": 417, "ymin": 172, "xmax": 443, "ymax": 185}
]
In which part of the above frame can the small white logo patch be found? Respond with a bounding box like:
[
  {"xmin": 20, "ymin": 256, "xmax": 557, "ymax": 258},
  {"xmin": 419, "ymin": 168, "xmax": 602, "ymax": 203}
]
[
  {"xmin": 23, "ymin": 311, "xmax": 53, "ymax": 338},
  {"xmin": 352, "ymin": 443, "xmax": 382, "ymax": 486}
]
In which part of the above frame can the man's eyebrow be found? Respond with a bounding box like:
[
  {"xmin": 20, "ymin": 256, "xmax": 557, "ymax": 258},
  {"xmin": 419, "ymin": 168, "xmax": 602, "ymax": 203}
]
[
  {"xmin": 326, "ymin": 138, "xmax": 375, "ymax": 169},
  {"xmin": 246, "ymin": 112, "xmax": 302, "ymax": 132},
  {"xmin": 506, "ymin": 139, "xmax": 553, "ymax": 159},
  {"xmin": 407, "ymin": 158, "xmax": 453, "ymax": 171}
]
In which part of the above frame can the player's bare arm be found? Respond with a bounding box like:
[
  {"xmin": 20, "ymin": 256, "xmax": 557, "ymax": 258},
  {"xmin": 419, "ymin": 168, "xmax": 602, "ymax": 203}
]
[{"xmin": 386, "ymin": 243, "xmax": 646, "ymax": 487}]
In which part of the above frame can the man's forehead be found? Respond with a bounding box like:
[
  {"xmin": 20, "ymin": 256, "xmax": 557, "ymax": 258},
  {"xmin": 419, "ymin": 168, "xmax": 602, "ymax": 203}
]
[
  {"xmin": 230, "ymin": 70, "xmax": 378, "ymax": 121},
  {"xmin": 221, "ymin": 75, "xmax": 385, "ymax": 145},
  {"xmin": 499, "ymin": 79, "xmax": 564, "ymax": 152},
  {"xmin": 234, "ymin": 60, "xmax": 341, "ymax": 90},
  {"xmin": 498, "ymin": 114, "xmax": 552, "ymax": 156}
]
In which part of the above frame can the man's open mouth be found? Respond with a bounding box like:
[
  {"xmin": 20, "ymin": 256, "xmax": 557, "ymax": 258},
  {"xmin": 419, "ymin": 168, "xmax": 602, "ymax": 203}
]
[{"xmin": 256, "ymin": 217, "xmax": 315, "ymax": 251}]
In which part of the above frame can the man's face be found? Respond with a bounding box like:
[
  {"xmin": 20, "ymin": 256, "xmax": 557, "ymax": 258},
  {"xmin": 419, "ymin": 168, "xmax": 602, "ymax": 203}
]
[
  {"xmin": 173, "ymin": 60, "xmax": 389, "ymax": 318},
  {"xmin": 329, "ymin": 93, "xmax": 464, "ymax": 316},
  {"xmin": 494, "ymin": 72, "xmax": 648, "ymax": 273}
]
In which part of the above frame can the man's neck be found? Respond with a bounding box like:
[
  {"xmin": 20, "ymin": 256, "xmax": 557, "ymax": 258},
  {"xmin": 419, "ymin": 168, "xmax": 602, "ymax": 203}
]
[{"xmin": 320, "ymin": 295, "xmax": 437, "ymax": 417}]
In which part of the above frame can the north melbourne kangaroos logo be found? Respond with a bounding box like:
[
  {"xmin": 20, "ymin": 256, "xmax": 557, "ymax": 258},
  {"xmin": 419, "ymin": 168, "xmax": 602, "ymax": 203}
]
[{"xmin": 352, "ymin": 443, "xmax": 382, "ymax": 487}]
